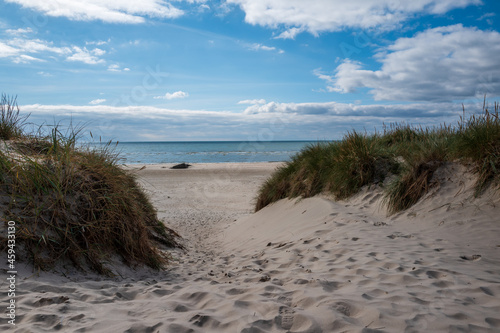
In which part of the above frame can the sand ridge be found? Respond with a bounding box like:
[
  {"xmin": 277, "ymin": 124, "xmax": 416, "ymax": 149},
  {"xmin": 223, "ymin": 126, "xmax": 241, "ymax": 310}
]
[{"xmin": 1, "ymin": 162, "xmax": 499, "ymax": 332}]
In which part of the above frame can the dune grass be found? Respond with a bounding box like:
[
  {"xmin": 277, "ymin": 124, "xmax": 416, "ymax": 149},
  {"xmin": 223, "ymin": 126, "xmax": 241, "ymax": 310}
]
[
  {"xmin": 453, "ymin": 102, "xmax": 500, "ymax": 196},
  {"xmin": 382, "ymin": 126, "xmax": 452, "ymax": 214},
  {"xmin": 255, "ymin": 132, "xmax": 397, "ymax": 211},
  {"xmin": 0, "ymin": 95, "xmax": 181, "ymax": 275},
  {"xmin": 256, "ymin": 101, "xmax": 500, "ymax": 213},
  {"xmin": 0, "ymin": 94, "xmax": 28, "ymax": 140}
]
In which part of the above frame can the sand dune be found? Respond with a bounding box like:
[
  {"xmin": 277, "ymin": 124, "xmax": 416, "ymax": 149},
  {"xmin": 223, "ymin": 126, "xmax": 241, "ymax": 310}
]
[{"xmin": 1, "ymin": 162, "xmax": 499, "ymax": 332}]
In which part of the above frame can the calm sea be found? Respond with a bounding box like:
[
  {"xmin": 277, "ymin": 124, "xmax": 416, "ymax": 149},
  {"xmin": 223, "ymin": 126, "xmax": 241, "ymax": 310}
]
[{"xmin": 104, "ymin": 141, "xmax": 321, "ymax": 164}]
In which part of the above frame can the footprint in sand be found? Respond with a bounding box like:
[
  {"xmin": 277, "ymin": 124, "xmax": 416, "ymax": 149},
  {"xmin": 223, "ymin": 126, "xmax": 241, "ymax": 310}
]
[
  {"xmin": 373, "ymin": 221, "xmax": 388, "ymax": 227},
  {"xmin": 426, "ymin": 270, "xmax": 448, "ymax": 279},
  {"xmin": 33, "ymin": 296, "xmax": 69, "ymax": 307},
  {"xmin": 460, "ymin": 254, "xmax": 482, "ymax": 261},
  {"xmin": 387, "ymin": 232, "xmax": 412, "ymax": 239},
  {"xmin": 276, "ymin": 306, "xmax": 294, "ymax": 330},
  {"xmin": 331, "ymin": 301, "xmax": 356, "ymax": 317}
]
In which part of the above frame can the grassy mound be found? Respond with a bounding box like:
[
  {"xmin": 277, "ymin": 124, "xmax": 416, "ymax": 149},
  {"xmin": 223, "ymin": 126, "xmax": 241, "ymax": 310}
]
[
  {"xmin": 256, "ymin": 101, "xmax": 500, "ymax": 213},
  {"xmin": 255, "ymin": 133, "xmax": 396, "ymax": 211},
  {"xmin": 0, "ymin": 95, "xmax": 181, "ymax": 275}
]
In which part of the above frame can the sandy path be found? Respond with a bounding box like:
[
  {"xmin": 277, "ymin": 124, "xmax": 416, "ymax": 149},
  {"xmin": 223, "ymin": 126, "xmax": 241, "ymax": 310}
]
[{"xmin": 133, "ymin": 162, "xmax": 282, "ymax": 276}]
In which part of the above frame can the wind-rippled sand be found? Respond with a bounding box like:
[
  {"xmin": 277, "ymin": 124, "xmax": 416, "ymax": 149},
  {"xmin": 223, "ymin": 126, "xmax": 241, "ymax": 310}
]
[{"xmin": 1, "ymin": 162, "xmax": 500, "ymax": 332}]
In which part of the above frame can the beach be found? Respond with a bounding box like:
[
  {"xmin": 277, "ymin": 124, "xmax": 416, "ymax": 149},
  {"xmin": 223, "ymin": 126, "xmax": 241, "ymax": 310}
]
[{"xmin": 2, "ymin": 162, "xmax": 500, "ymax": 332}]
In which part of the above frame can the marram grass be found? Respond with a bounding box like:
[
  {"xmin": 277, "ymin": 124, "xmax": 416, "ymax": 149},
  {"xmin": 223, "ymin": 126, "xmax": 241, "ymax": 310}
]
[
  {"xmin": 453, "ymin": 102, "xmax": 500, "ymax": 196},
  {"xmin": 0, "ymin": 94, "xmax": 27, "ymax": 140},
  {"xmin": 256, "ymin": 101, "xmax": 500, "ymax": 214},
  {"xmin": 0, "ymin": 95, "xmax": 181, "ymax": 275}
]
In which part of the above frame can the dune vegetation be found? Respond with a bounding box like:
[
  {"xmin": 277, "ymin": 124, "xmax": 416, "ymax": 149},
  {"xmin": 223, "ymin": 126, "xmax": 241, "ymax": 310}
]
[
  {"xmin": 256, "ymin": 99, "xmax": 500, "ymax": 213},
  {"xmin": 0, "ymin": 94, "xmax": 181, "ymax": 276}
]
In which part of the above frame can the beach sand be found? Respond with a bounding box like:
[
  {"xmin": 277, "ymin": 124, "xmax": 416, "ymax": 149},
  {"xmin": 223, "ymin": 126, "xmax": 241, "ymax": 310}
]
[{"xmin": 1, "ymin": 162, "xmax": 500, "ymax": 332}]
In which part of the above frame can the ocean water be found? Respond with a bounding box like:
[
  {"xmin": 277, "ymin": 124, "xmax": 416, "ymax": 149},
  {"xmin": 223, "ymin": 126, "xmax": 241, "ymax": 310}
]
[{"xmin": 104, "ymin": 141, "xmax": 321, "ymax": 164}]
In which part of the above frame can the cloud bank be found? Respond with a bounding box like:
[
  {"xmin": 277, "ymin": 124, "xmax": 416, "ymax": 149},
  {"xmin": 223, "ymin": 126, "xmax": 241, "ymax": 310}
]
[{"xmin": 21, "ymin": 100, "xmax": 482, "ymax": 141}]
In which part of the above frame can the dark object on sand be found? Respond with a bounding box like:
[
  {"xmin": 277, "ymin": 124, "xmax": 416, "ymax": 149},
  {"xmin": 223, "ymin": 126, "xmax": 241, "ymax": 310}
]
[{"xmin": 171, "ymin": 163, "xmax": 191, "ymax": 169}]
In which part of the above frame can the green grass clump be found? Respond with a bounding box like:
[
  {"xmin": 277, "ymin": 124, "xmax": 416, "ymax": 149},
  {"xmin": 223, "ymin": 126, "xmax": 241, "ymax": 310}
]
[
  {"xmin": 255, "ymin": 142, "xmax": 334, "ymax": 210},
  {"xmin": 256, "ymin": 101, "xmax": 500, "ymax": 214},
  {"xmin": 325, "ymin": 131, "xmax": 396, "ymax": 200},
  {"xmin": 0, "ymin": 95, "xmax": 181, "ymax": 275},
  {"xmin": 255, "ymin": 132, "xmax": 396, "ymax": 211},
  {"xmin": 382, "ymin": 127, "xmax": 452, "ymax": 214}
]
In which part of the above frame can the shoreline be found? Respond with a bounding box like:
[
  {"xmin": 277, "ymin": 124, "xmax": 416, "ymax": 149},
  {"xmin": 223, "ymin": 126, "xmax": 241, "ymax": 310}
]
[{"xmin": 123, "ymin": 161, "xmax": 285, "ymax": 167}]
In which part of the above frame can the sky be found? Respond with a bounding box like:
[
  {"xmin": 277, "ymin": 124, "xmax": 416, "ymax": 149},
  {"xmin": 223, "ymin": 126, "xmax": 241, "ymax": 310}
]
[{"xmin": 1, "ymin": 0, "xmax": 499, "ymax": 141}]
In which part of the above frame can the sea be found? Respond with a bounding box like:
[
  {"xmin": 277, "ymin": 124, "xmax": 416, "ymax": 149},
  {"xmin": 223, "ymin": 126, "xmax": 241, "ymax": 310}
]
[{"xmin": 101, "ymin": 141, "xmax": 323, "ymax": 164}]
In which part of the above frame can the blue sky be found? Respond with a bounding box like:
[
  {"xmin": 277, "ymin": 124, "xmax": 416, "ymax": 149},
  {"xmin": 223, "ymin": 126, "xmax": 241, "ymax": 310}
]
[{"xmin": 1, "ymin": 0, "xmax": 499, "ymax": 141}]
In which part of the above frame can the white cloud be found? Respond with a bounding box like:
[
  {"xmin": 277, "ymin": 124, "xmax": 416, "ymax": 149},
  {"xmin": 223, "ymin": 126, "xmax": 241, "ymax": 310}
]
[
  {"xmin": 173, "ymin": 0, "xmax": 208, "ymax": 3},
  {"xmin": 5, "ymin": 0, "xmax": 184, "ymax": 23},
  {"xmin": 108, "ymin": 64, "xmax": 132, "ymax": 72},
  {"xmin": 89, "ymin": 99, "xmax": 106, "ymax": 105},
  {"xmin": 477, "ymin": 12, "xmax": 495, "ymax": 25},
  {"xmin": 0, "ymin": 38, "xmax": 71, "ymax": 63},
  {"xmin": 66, "ymin": 47, "xmax": 105, "ymax": 64},
  {"xmin": 154, "ymin": 91, "xmax": 189, "ymax": 100},
  {"xmin": 22, "ymin": 103, "xmax": 225, "ymax": 119},
  {"xmin": 478, "ymin": 12, "xmax": 495, "ymax": 21},
  {"xmin": 0, "ymin": 41, "xmax": 21, "ymax": 58},
  {"xmin": 175, "ymin": 0, "xmax": 211, "ymax": 12},
  {"xmin": 8, "ymin": 38, "xmax": 70, "ymax": 55},
  {"xmin": 107, "ymin": 64, "xmax": 120, "ymax": 72},
  {"xmin": 240, "ymin": 100, "xmax": 476, "ymax": 120},
  {"xmin": 227, "ymin": 0, "xmax": 481, "ymax": 36},
  {"xmin": 312, "ymin": 68, "xmax": 335, "ymax": 87},
  {"xmin": 13, "ymin": 54, "xmax": 44, "ymax": 63},
  {"xmin": 238, "ymin": 99, "xmax": 266, "ymax": 105},
  {"xmin": 91, "ymin": 48, "xmax": 105, "ymax": 56},
  {"xmin": 199, "ymin": 4, "xmax": 210, "ymax": 11},
  {"xmin": 250, "ymin": 43, "xmax": 275, "ymax": 51},
  {"xmin": 5, "ymin": 27, "xmax": 33, "ymax": 35},
  {"xmin": 86, "ymin": 39, "xmax": 110, "ymax": 46},
  {"xmin": 0, "ymin": 34, "xmax": 108, "ymax": 65},
  {"xmin": 274, "ymin": 27, "xmax": 305, "ymax": 40},
  {"xmin": 248, "ymin": 43, "xmax": 284, "ymax": 53},
  {"xmin": 319, "ymin": 25, "xmax": 500, "ymax": 102}
]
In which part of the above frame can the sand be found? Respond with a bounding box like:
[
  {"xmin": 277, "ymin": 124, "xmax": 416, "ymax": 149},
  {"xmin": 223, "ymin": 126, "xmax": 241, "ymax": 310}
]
[{"xmin": 1, "ymin": 162, "xmax": 500, "ymax": 332}]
